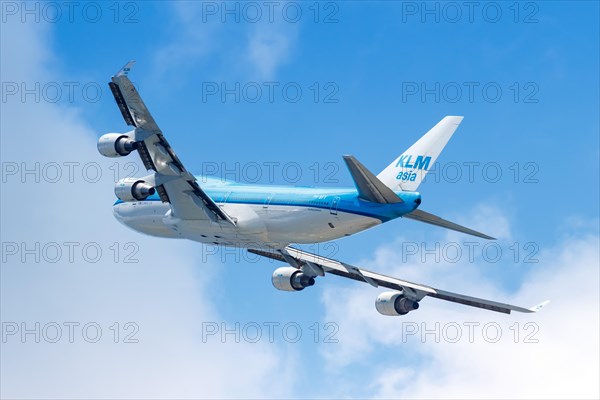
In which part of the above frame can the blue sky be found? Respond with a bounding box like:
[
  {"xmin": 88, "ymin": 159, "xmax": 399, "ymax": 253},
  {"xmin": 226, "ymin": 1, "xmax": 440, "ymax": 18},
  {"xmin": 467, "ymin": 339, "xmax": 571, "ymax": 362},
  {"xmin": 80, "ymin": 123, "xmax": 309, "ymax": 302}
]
[{"xmin": 1, "ymin": 1, "xmax": 599, "ymax": 398}]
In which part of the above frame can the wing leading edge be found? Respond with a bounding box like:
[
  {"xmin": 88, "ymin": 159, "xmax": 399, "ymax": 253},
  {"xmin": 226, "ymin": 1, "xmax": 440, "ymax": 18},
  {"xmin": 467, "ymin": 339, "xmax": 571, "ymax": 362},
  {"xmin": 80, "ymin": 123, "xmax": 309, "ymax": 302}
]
[
  {"xmin": 109, "ymin": 61, "xmax": 235, "ymax": 224},
  {"xmin": 249, "ymin": 246, "xmax": 547, "ymax": 314}
]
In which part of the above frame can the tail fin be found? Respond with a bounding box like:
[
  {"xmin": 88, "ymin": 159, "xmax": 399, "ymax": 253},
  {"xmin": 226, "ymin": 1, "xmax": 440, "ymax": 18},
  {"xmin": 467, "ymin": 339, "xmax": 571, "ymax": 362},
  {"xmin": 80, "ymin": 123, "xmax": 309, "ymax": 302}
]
[{"xmin": 377, "ymin": 116, "xmax": 463, "ymax": 192}]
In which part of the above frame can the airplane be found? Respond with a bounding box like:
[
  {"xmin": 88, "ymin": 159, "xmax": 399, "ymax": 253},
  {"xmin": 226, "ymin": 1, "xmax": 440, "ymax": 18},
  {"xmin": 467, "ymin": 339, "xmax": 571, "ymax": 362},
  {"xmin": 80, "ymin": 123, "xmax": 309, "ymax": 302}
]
[{"xmin": 98, "ymin": 61, "xmax": 548, "ymax": 317}]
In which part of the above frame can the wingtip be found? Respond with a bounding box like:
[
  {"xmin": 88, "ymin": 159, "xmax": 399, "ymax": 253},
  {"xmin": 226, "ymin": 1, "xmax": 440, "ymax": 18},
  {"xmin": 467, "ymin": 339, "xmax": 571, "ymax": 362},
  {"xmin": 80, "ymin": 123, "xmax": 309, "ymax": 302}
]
[
  {"xmin": 444, "ymin": 115, "xmax": 464, "ymax": 124},
  {"xmin": 528, "ymin": 300, "xmax": 550, "ymax": 312},
  {"xmin": 342, "ymin": 155, "xmax": 357, "ymax": 164}
]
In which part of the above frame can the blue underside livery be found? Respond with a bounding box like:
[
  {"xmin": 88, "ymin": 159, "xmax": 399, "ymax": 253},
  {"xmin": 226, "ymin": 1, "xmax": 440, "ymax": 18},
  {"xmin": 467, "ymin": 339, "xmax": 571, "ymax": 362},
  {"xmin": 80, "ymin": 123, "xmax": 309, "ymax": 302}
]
[{"xmin": 114, "ymin": 177, "xmax": 422, "ymax": 223}]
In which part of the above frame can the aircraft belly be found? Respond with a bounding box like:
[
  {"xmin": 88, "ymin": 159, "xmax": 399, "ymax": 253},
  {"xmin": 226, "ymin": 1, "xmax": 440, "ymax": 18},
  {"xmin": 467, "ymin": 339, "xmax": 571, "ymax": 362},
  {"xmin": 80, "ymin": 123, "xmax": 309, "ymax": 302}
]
[
  {"xmin": 183, "ymin": 203, "xmax": 271, "ymax": 247},
  {"xmin": 260, "ymin": 205, "xmax": 380, "ymax": 243},
  {"xmin": 114, "ymin": 202, "xmax": 380, "ymax": 248},
  {"xmin": 114, "ymin": 202, "xmax": 273, "ymax": 248}
]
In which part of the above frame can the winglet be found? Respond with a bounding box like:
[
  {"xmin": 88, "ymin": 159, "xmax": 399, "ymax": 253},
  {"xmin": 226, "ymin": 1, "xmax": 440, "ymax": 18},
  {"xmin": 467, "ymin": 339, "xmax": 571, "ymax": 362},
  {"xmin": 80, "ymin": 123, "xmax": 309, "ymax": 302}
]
[
  {"xmin": 115, "ymin": 60, "xmax": 136, "ymax": 77},
  {"xmin": 528, "ymin": 300, "xmax": 550, "ymax": 312}
]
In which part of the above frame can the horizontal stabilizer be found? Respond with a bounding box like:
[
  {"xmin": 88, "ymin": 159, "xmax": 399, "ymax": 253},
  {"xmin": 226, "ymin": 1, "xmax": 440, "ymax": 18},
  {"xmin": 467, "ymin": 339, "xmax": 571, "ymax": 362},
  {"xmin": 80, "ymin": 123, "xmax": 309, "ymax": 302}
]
[
  {"xmin": 404, "ymin": 209, "xmax": 495, "ymax": 240},
  {"xmin": 343, "ymin": 155, "xmax": 402, "ymax": 204}
]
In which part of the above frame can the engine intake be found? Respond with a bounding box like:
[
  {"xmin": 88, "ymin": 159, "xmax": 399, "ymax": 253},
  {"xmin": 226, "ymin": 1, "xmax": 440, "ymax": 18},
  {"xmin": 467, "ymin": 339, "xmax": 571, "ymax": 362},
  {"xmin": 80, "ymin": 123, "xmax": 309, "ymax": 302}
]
[
  {"xmin": 375, "ymin": 291, "xmax": 420, "ymax": 316},
  {"xmin": 272, "ymin": 267, "xmax": 315, "ymax": 292},
  {"xmin": 115, "ymin": 177, "xmax": 155, "ymax": 202},
  {"xmin": 98, "ymin": 133, "xmax": 137, "ymax": 157}
]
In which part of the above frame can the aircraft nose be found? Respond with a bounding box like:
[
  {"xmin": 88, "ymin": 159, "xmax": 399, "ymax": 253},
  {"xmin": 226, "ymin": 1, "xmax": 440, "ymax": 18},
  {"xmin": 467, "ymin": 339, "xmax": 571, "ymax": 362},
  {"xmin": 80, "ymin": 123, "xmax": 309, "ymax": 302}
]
[{"xmin": 112, "ymin": 202, "xmax": 125, "ymax": 222}]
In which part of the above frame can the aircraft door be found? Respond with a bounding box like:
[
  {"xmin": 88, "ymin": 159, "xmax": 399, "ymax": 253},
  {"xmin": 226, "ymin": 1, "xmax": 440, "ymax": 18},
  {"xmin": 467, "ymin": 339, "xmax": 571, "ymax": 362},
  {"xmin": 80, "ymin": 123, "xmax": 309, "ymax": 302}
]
[
  {"xmin": 330, "ymin": 196, "xmax": 340, "ymax": 215},
  {"xmin": 263, "ymin": 194, "xmax": 273, "ymax": 209},
  {"xmin": 220, "ymin": 191, "xmax": 231, "ymax": 205}
]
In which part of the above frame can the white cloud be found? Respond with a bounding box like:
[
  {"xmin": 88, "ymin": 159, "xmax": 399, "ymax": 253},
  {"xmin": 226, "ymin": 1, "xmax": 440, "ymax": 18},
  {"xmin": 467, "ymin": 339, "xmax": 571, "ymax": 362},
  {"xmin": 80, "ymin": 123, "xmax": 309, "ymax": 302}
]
[
  {"xmin": 246, "ymin": 22, "xmax": 297, "ymax": 79},
  {"xmin": 319, "ymin": 207, "xmax": 599, "ymax": 399},
  {"xmin": 152, "ymin": 2, "xmax": 220, "ymax": 77},
  {"xmin": 453, "ymin": 202, "xmax": 512, "ymax": 241},
  {"xmin": 152, "ymin": 3, "xmax": 298, "ymax": 81},
  {"xmin": 0, "ymin": 16, "xmax": 296, "ymax": 400}
]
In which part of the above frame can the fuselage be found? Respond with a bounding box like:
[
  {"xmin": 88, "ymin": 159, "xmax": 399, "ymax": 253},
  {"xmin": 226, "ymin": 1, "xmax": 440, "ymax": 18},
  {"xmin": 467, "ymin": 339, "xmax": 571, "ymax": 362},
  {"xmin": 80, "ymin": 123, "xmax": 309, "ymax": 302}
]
[{"xmin": 113, "ymin": 177, "xmax": 421, "ymax": 249}]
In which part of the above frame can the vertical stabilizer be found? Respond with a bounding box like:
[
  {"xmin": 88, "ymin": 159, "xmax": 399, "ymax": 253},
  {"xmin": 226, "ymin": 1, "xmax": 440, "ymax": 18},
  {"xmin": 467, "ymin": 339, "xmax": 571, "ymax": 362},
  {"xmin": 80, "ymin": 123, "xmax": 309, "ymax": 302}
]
[{"xmin": 377, "ymin": 116, "xmax": 463, "ymax": 192}]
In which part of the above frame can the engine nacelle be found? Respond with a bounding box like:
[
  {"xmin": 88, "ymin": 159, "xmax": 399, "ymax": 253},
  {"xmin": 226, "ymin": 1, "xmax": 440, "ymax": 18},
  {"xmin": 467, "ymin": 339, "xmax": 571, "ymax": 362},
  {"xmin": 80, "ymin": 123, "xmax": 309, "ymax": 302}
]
[
  {"xmin": 115, "ymin": 177, "xmax": 155, "ymax": 202},
  {"xmin": 272, "ymin": 267, "xmax": 315, "ymax": 292},
  {"xmin": 375, "ymin": 291, "xmax": 420, "ymax": 316},
  {"xmin": 98, "ymin": 133, "xmax": 136, "ymax": 157}
]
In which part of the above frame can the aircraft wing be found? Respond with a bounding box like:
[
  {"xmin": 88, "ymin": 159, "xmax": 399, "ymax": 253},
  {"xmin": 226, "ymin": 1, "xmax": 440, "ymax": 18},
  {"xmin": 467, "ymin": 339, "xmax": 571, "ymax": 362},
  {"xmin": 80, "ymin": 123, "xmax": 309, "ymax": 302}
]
[
  {"xmin": 249, "ymin": 246, "xmax": 548, "ymax": 314},
  {"xmin": 109, "ymin": 61, "xmax": 235, "ymax": 224}
]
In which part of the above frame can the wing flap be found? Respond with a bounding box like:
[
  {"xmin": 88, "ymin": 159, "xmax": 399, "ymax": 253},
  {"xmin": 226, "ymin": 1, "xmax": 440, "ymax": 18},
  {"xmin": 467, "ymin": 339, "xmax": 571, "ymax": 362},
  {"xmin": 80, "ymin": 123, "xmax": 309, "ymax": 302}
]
[{"xmin": 108, "ymin": 81, "xmax": 136, "ymax": 127}]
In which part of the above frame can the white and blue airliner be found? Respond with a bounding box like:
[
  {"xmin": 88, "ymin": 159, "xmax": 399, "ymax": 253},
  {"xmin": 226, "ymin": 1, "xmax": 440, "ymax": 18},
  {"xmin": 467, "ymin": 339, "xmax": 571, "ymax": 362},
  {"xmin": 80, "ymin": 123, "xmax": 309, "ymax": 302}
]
[{"xmin": 98, "ymin": 62, "xmax": 548, "ymax": 316}]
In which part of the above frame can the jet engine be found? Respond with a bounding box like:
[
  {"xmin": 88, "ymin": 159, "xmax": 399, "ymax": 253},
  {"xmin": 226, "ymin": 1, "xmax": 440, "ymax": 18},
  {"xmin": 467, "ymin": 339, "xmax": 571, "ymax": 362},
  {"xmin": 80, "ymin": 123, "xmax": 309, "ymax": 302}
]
[
  {"xmin": 98, "ymin": 133, "xmax": 137, "ymax": 157},
  {"xmin": 375, "ymin": 291, "xmax": 420, "ymax": 316},
  {"xmin": 115, "ymin": 177, "xmax": 155, "ymax": 202},
  {"xmin": 272, "ymin": 267, "xmax": 315, "ymax": 291}
]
